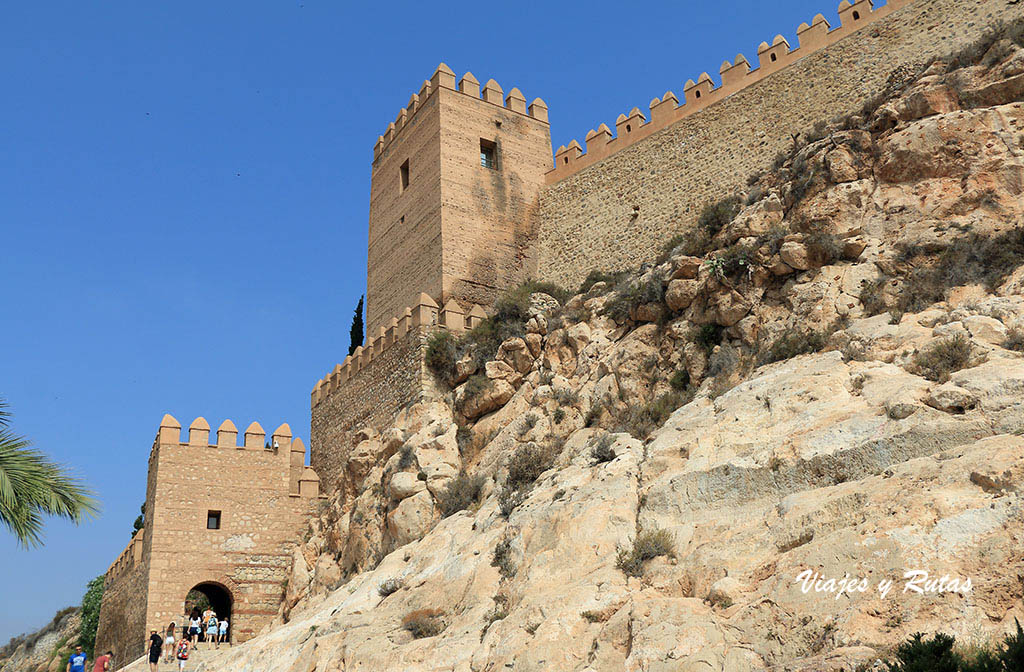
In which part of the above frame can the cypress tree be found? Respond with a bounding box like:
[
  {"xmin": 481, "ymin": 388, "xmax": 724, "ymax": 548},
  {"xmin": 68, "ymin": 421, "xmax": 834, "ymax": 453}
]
[{"xmin": 348, "ymin": 296, "xmax": 364, "ymax": 356}]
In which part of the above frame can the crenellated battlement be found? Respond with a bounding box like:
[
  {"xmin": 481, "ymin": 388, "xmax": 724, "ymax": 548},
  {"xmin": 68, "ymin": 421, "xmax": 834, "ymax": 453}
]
[
  {"xmin": 373, "ymin": 63, "xmax": 549, "ymax": 162},
  {"xmin": 154, "ymin": 414, "xmax": 296, "ymax": 452},
  {"xmin": 546, "ymin": 0, "xmax": 911, "ymax": 182},
  {"xmin": 106, "ymin": 528, "xmax": 145, "ymax": 580},
  {"xmin": 152, "ymin": 414, "xmax": 320, "ymax": 498},
  {"xmin": 311, "ymin": 292, "xmax": 486, "ymax": 408}
]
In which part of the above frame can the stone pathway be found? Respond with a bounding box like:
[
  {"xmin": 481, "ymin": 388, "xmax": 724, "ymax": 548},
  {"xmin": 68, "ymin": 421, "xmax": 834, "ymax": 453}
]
[{"xmin": 131, "ymin": 643, "xmax": 230, "ymax": 672}]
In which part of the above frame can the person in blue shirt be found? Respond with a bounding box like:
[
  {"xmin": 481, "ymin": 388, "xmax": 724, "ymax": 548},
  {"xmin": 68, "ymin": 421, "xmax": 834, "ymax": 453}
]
[{"xmin": 66, "ymin": 645, "xmax": 87, "ymax": 672}]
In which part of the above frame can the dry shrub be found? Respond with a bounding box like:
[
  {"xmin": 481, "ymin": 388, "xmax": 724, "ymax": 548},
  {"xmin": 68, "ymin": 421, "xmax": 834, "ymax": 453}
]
[
  {"xmin": 615, "ymin": 529, "xmax": 675, "ymax": 577},
  {"xmin": 491, "ymin": 535, "xmax": 516, "ymax": 578},
  {"xmin": 911, "ymin": 334, "xmax": 976, "ymax": 382},
  {"xmin": 589, "ymin": 433, "xmax": 616, "ymax": 465},
  {"xmin": 437, "ymin": 472, "xmax": 486, "ymax": 517},
  {"xmin": 1004, "ymin": 327, "xmax": 1024, "ymax": 352},
  {"xmin": 402, "ymin": 609, "xmax": 445, "ymax": 639},
  {"xmin": 377, "ymin": 578, "xmax": 403, "ymax": 598}
]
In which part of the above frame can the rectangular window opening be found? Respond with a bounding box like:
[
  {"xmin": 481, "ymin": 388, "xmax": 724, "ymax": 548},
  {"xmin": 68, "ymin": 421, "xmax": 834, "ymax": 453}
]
[
  {"xmin": 480, "ymin": 139, "xmax": 498, "ymax": 170},
  {"xmin": 399, "ymin": 159, "xmax": 410, "ymax": 191},
  {"xmin": 207, "ymin": 510, "xmax": 221, "ymax": 530}
]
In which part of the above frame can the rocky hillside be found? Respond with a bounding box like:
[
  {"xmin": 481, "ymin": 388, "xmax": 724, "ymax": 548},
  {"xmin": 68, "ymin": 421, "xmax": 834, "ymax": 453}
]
[
  {"xmin": 178, "ymin": 23, "xmax": 1024, "ymax": 672},
  {"xmin": 0, "ymin": 610, "xmax": 80, "ymax": 672}
]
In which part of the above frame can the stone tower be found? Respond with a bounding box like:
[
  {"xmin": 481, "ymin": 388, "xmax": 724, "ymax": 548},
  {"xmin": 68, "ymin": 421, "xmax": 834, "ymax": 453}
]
[
  {"xmin": 94, "ymin": 415, "xmax": 321, "ymax": 665},
  {"xmin": 365, "ymin": 63, "xmax": 552, "ymax": 337}
]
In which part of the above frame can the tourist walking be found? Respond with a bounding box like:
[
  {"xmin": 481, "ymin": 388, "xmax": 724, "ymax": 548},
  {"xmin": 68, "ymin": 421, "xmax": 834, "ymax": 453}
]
[
  {"xmin": 188, "ymin": 615, "xmax": 201, "ymax": 644},
  {"xmin": 175, "ymin": 638, "xmax": 191, "ymax": 671},
  {"xmin": 217, "ymin": 617, "xmax": 228, "ymax": 648},
  {"xmin": 205, "ymin": 613, "xmax": 219, "ymax": 649},
  {"xmin": 163, "ymin": 622, "xmax": 176, "ymax": 663},
  {"xmin": 66, "ymin": 645, "xmax": 87, "ymax": 672},
  {"xmin": 91, "ymin": 650, "xmax": 112, "ymax": 672},
  {"xmin": 147, "ymin": 629, "xmax": 162, "ymax": 672}
]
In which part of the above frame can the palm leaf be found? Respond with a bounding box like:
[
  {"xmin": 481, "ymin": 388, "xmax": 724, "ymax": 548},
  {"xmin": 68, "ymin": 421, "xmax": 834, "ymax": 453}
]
[{"xmin": 0, "ymin": 397, "xmax": 99, "ymax": 547}]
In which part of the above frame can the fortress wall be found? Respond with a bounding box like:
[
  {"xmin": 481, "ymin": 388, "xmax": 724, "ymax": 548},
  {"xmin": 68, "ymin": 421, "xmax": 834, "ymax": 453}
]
[
  {"xmin": 310, "ymin": 294, "xmax": 484, "ymax": 492},
  {"xmin": 94, "ymin": 530, "xmax": 149, "ymax": 667},
  {"xmin": 535, "ymin": 0, "xmax": 1018, "ymax": 290},
  {"xmin": 142, "ymin": 419, "xmax": 318, "ymax": 645},
  {"xmin": 310, "ymin": 327, "xmax": 430, "ymax": 493}
]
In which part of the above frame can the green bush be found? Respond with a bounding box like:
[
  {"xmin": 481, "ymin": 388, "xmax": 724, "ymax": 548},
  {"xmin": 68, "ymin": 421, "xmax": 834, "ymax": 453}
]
[
  {"xmin": 589, "ymin": 433, "xmax": 616, "ymax": 465},
  {"xmin": 695, "ymin": 324, "xmax": 724, "ymax": 353},
  {"xmin": 697, "ymin": 196, "xmax": 741, "ymax": 237},
  {"xmin": 669, "ymin": 369, "xmax": 691, "ymax": 391},
  {"xmin": 912, "ymin": 334, "xmax": 974, "ymax": 383},
  {"xmin": 425, "ymin": 330, "xmax": 458, "ymax": 383},
  {"xmin": 603, "ymin": 276, "xmax": 665, "ymax": 323},
  {"xmin": 884, "ymin": 632, "xmax": 960, "ymax": 672},
  {"xmin": 705, "ymin": 242, "xmax": 757, "ymax": 281},
  {"xmin": 78, "ymin": 576, "xmax": 104, "ymax": 657},
  {"xmin": 437, "ymin": 472, "xmax": 487, "ymax": 517},
  {"xmin": 552, "ymin": 408, "xmax": 566, "ymax": 424},
  {"xmin": 615, "ymin": 529, "xmax": 674, "ymax": 577},
  {"xmin": 882, "ymin": 620, "xmax": 1024, "ymax": 671},
  {"xmin": 579, "ymin": 269, "xmax": 629, "ymax": 295},
  {"xmin": 462, "ymin": 281, "xmax": 568, "ymax": 366}
]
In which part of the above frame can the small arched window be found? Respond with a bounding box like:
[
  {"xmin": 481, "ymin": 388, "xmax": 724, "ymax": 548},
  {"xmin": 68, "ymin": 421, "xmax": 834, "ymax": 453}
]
[
  {"xmin": 770, "ymin": 53, "xmax": 777, "ymax": 62},
  {"xmin": 563, "ymin": 156, "xmax": 569, "ymax": 164},
  {"xmin": 852, "ymin": 10, "xmax": 860, "ymax": 19},
  {"xmin": 626, "ymin": 124, "xmax": 632, "ymax": 133},
  {"xmin": 695, "ymin": 90, "xmax": 702, "ymax": 99}
]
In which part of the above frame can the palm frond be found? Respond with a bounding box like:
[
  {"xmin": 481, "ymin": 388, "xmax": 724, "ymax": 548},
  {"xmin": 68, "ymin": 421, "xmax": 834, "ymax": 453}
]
[{"xmin": 0, "ymin": 421, "xmax": 99, "ymax": 548}]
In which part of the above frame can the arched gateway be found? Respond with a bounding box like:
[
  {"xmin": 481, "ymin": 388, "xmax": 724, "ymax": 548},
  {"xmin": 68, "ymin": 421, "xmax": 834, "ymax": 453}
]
[
  {"xmin": 186, "ymin": 582, "xmax": 233, "ymax": 641},
  {"xmin": 93, "ymin": 416, "xmax": 322, "ymax": 666}
]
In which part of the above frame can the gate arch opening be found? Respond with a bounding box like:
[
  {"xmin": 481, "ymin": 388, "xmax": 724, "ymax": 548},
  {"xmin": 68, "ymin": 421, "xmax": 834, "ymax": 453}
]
[{"xmin": 185, "ymin": 582, "xmax": 233, "ymax": 643}]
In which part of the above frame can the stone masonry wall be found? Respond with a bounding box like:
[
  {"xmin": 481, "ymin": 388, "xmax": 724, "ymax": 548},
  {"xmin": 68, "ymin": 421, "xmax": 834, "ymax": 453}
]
[
  {"xmin": 311, "ymin": 326, "xmax": 433, "ymax": 493},
  {"xmin": 94, "ymin": 531, "xmax": 149, "ymax": 666},
  {"xmin": 437, "ymin": 85, "xmax": 551, "ymax": 312},
  {"xmin": 535, "ymin": 0, "xmax": 1020, "ymax": 290},
  {"xmin": 367, "ymin": 89, "xmax": 444, "ymax": 338}
]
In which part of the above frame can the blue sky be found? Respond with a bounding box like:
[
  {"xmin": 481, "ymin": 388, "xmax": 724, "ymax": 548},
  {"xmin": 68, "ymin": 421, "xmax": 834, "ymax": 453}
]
[{"xmin": 0, "ymin": 0, "xmax": 870, "ymax": 642}]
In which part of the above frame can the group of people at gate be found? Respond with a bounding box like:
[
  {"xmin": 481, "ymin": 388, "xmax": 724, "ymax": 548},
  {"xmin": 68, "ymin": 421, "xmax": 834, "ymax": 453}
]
[{"xmin": 148, "ymin": 607, "xmax": 228, "ymax": 671}]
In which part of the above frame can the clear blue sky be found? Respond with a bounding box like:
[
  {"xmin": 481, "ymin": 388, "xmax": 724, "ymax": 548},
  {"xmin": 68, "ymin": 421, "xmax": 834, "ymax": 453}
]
[{"xmin": 0, "ymin": 0, "xmax": 872, "ymax": 642}]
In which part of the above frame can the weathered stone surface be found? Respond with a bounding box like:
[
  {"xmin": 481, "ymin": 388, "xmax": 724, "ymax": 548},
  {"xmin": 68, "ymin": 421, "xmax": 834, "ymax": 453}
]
[
  {"xmin": 665, "ymin": 279, "xmax": 699, "ymax": 312},
  {"xmin": 497, "ymin": 337, "xmax": 534, "ymax": 374},
  {"xmin": 779, "ymin": 241, "xmax": 811, "ymax": 270}
]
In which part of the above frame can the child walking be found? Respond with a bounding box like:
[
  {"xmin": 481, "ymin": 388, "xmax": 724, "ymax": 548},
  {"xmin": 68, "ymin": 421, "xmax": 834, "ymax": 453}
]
[{"xmin": 175, "ymin": 638, "xmax": 190, "ymax": 671}]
